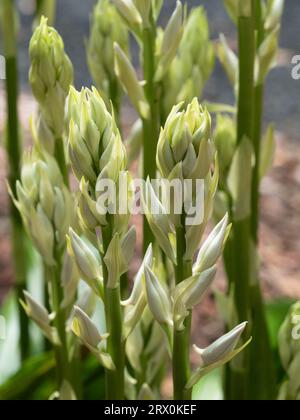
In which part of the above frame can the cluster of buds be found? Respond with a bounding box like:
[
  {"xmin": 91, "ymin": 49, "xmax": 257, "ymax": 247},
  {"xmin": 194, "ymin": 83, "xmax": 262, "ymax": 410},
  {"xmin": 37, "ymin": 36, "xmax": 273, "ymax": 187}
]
[
  {"xmin": 163, "ymin": 7, "xmax": 215, "ymax": 116},
  {"xmin": 9, "ymin": 149, "xmax": 73, "ymax": 266},
  {"xmin": 87, "ymin": 0, "xmax": 129, "ymax": 107},
  {"xmin": 278, "ymin": 302, "xmax": 300, "ymax": 400},
  {"xmin": 144, "ymin": 98, "xmax": 216, "ymax": 261},
  {"xmin": 29, "ymin": 17, "xmax": 73, "ymax": 153}
]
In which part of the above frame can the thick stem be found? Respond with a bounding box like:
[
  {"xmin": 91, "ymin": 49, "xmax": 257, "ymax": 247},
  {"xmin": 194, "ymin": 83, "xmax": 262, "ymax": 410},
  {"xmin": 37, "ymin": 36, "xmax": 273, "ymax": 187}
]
[
  {"xmin": 54, "ymin": 137, "xmax": 69, "ymax": 187},
  {"xmin": 102, "ymin": 223, "xmax": 125, "ymax": 400},
  {"xmin": 173, "ymin": 223, "xmax": 192, "ymax": 400},
  {"xmin": 48, "ymin": 254, "xmax": 71, "ymax": 390},
  {"xmin": 2, "ymin": 0, "xmax": 30, "ymax": 361},
  {"xmin": 142, "ymin": 24, "xmax": 160, "ymax": 253},
  {"xmin": 227, "ymin": 3, "xmax": 255, "ymax": 400}
]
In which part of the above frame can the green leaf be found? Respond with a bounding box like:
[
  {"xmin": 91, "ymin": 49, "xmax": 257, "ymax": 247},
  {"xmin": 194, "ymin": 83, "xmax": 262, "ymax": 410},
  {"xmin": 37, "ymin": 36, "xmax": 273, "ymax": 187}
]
[
  {"xmin": 192, "ymin": 368, "xmax": 223, "ymax": 400},
  {"xmin": 0, "ymin": 352, "xmax": 55, "ymax": 400}
]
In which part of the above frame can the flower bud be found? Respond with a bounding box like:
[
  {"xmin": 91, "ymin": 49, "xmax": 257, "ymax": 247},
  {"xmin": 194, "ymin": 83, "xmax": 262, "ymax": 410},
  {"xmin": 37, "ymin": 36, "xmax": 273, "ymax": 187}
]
[
  {"xmin": 194, "ymin": 322, "xmax": 248, "ymax": 366},
  {"xmin": 112, "ymin": 0, "xmax": 143, "ymax": 28},
  {"xmin": 157, "ymin": 99, "xmax": 213, "ymax": 181},
  {"xmin": 87, "ymin": 0, "xmax": 129, "ymax": 105},
  {"xmin": 213, "ymin": 114, "xmax": 236, "ymax": 182},
  {"xmin": 72, "ymin": 306, "xmax": 114, "ymax": 369},
  {"xmin": 21, "ymin": 291, "xmax": 59, "ymax": 345},
  {"xmin": 218, "ymin": 34, "xmax": 238, "ymax": 88},
  {"xmin": 29, "ymin": 17, "xmax": 73, "ymax": 144},
  {"xmin": 10, "ymin": 150, "xmax": 73, "ymax": 266},
  {"xmin": 256, "ymin": 26, "xmax": 280, "ymax": 85},
  {"xmin": 173, "ymin": 266, "xmax": 217, "ymax": 331},
  {"xmin": 68, "ymin": 228, "xmax": 103, "ymax": 297},
  {"xmin": 194, "ymin": 213, "xmax": 230, "ymax": 274},
  {"xmin": 163, "ymin": 7, "xmax": 214, "ymax": 114},
  {"xmin": 144, "ymin": 265, "xmax": 173, "ymax": 327},
  {"xmin": 265, "ymin": 0, "xmax": 284, "ymax": 32},
  {"xmin": 155, "ymin": 1, "xmax": 184, "ymax": 81},
  {"xmin": 114, "ymin": 43, "xmax": 150, "ymax": 118},
  {"xmin": 68, "ymin": 87, "xmax": 126, "ymax": 188}
]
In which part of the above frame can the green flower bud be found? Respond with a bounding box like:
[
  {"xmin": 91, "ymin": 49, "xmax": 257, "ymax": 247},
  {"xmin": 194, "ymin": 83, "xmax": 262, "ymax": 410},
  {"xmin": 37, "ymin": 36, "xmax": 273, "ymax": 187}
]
[
  {"xmin": 163, "ymin": 7, "xmax": 215, "ymax": 114},
  {"xmin": 72, "ymin": 306, "xmax": 114, "ymax": 370},
  {"xmin": 218, "ymin": 34, "xmax": 238, "ymax": 89},
  {"xmin": 68, "ymin": 87, "xmax": 126, "ymax": 188},
  {"xmin": 193, "ymin": 213, "xmax": 230, "ymax": 274},
  {"xmin": 224, "ymin": 0, "xmax": 238, "ymax": 23},
  {"xmin": 265, "ymin": 0, "xmax": 284, "ymax": 32},
  {"xmin": 194, "ymin": 322, "xmax": 248, "ymax": 366},
  {"xmin": 68, "ymin": 228, "xmax": 103, "ymax": 298},
  {"xmin": 87, "ymin": 0, "xmax": 129, "ymax": 105},
  {"xmin": 144, "ymin": 265, "xmax": 173, "ymax": 327},
  {"xmin": 29, "ymin": 17, "xmax": 73, "ymax": 149},
  {"xmin": 256, "ymin": 26, "xmax": 280, "ymax": 85},
  {"xmin": 278, "ymin": 302, "xmax": 300, "ymax": 400},
  {"xmin": 134, "ymin": 0, "xmax": 151, "ymax": 26},
  {"xmin": 10, "ymin": 150, "xmax": 73, "ymax": 266},
  {"xmin": 157, "ymin": 99, "xmax": 213, "ymax": 180},
  {"xmin": 21, "ymin": 291, "xmax": 59, "ymax": 345},
  {"xmin": 173, "ymin": 266, "xmax": 217, "ymax": 331},
  {"xmin": 112, "ymin": 0, "xmax": 143, "ymax": 29},
  {"xmin": 61, "ymin": 251, "xmax": 80, "ymax": 310},
  {"xmin": 114, "ymin": 43, "xmax": 150, "ymax": 118},
  {"xmin": 155, "ymin": 1, "xmax": 184, "ymax": 82}
]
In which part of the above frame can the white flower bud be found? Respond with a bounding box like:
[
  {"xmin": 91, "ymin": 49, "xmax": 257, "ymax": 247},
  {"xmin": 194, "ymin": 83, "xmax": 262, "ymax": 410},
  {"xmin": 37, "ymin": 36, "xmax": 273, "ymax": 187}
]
[{"xmin": 144, "ymin": 265, "xmax": 173, "ymax": 327}]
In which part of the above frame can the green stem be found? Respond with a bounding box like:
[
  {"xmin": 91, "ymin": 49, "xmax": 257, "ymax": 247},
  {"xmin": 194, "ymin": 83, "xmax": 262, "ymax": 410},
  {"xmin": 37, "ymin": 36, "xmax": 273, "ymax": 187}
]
[
  {"xmin": 1, "ymin": 0, "xmax": 30, "ymax": 361},
  {"xmin": 101, "ymin": 223, "xmax": 125, "ymax": 400},
  {"xmin": 248, "ymin": 0, "xmax": 276, "ymax": 400},
  {"xmin": 142, "ymin": 23, "xmax": 160, "ymax": 253},
  {"xmin": 173, "ymin": 223, "xmax": 192, "ymax": 400},
  {"xmin": 54, "ymin": 137, "xmax": 69, "ymax": 187},
  {"xmin": 227, "ymin": 2, "xmax": 255, "ymax": 400},
  {"xmin": 48, "ymin": 254, "xmax": 71, "ymax": 390},
  {"xmin": 35, "ymin": 0, "xmax": 56, "ymax": 26}
]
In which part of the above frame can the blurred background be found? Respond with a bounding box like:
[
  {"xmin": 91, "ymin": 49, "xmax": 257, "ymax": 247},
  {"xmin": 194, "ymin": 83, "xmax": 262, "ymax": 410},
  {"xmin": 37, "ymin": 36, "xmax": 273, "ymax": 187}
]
[{"xmin": 0, "ymin": 0, "xmax": 300, "ymax": 370}]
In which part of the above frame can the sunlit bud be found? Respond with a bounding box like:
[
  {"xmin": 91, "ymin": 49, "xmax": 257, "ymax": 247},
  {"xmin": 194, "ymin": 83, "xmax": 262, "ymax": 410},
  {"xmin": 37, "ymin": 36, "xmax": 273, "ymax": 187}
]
[
  {"xmin": 112, "ymin": 0, "xmax": 143, "ymax": 28},
  {"xmin": 194, "ymin": 214, "xmax": 230, "ymax": 273},
  {"xmin": 87, "ymin": 0, "xmax": 129, "ymax": 105},
  {"xmin": 134, "ymin": 0, "xmax": 151, "ymax": 26},
  {"xmin": 157, "ymin": 99, "xmax": 213, "ymax": 180},
  {"xmin": 259, "ymin": 124, "xmax": 276, "ymax": 180},
  {"xmin": 155, "ymin": 1, "xmax": 184, "ymax": 82},
  {"xmin": 114, "ymin": 43, "xmax": 150, "ymax": 118},
  {"xmin": 194, "ymin": 322, "xmax": 248, "ymax": 366},
  {"xmin": 265, "ymin": 0, "xmax": 284, "ymax": 32},
  {"xmin": 68, "ymin": 228, "xmax": 103, "ymax": 297},
  {"xmin": 124, "ymin": 291, "xmax": 147, "ymax": 339},
  {"xmin": 21, "ymin": 291, "xmax": 59, "ymax": 345},
  {"xmin": 72, "ymin": 306, "xmax": 114, "ymax": 370},
  {"xmin": 29, "ymin": 17, "xmax": 73, "ymax": 140},
  {"xmin": 218, "ymin": 34, "xmax": 238, "ymax": 88},
  {"xmin": 144, "ymin": 265, "xmax": 173, "ymax": 327},
  {"xmin": 163, "ymin": 7, "xmax": 214, "ymax": 113},
  {"xmin": 173, "ymin": 267, "xmax": 217, "ymax": 331},
  {"xmin": 30, "ymin": 205, "xmax": 55, "ymax": 266}
]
